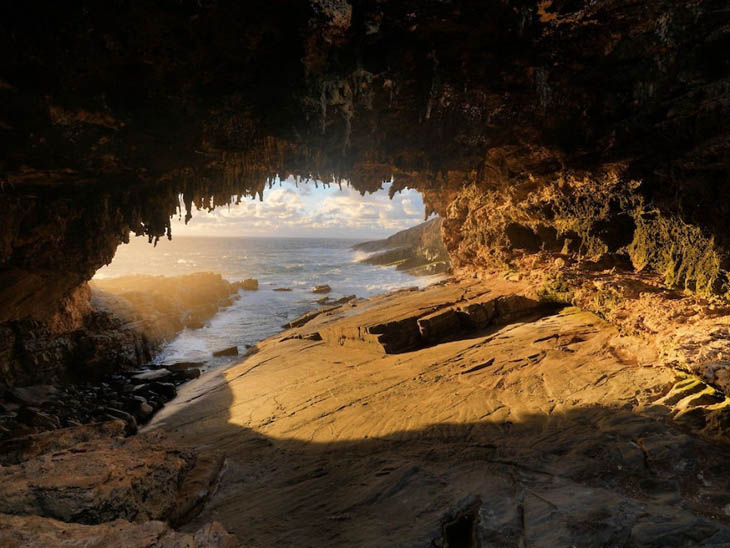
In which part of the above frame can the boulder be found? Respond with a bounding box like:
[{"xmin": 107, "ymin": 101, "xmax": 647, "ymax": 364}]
[
  {"xmin": 102, "ymin": 408, "xmax": 138, "ymax": 435},
  {"xmin": 174, "ymin": 368, "xmax": 201, "ymax": 381},
  {"xmin": 273, "ymin": 287, "xmax": 292, "ymax": 292},
  {"xmin": 312, "ymin": 284, "xmax": 332, "ymax": 294},
  {"xmin": 235, "ymin": 278, "xmax": 259, "ymax": 291},
  {"xmin": 131, "ymin": 369, "xmax": 173, "ymax": 382},
  {"xmin": 136, "ymin": 402, "xmax": 155, "ymax": 421},
  {"xmin": 149, "ymin": 382, "xmax": 177, "ymax": 400},
  {"xmin": 165, "ymin": 361, "xmax": 206, "ymax": 372},
  {"xmin": 213, "ymin": 346, "xmax": 238, "ymax": 357}
]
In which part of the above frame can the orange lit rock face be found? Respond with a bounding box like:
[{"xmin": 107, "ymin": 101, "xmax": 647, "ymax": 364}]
[
  {"xmin": 148, "ymin": 277, "xmax": 730, "ymax": 546},
  {"xmin": 1, "ymin": 1, "xmax": 730, "ymax": 375}
]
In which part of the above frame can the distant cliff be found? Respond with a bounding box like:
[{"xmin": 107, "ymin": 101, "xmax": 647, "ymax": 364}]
[{"xmin": 353, "ymin": 218, "xmax": 450, "ymax": 276}]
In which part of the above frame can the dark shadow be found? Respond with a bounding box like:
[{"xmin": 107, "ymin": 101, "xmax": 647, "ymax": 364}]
[{"xmin": 150, "ymin": 353, "xmax": 730, "ymax": 548}]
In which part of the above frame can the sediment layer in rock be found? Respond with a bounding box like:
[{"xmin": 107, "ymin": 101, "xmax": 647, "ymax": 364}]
[{"xmin": 148, "ymin": 277, "xmax": 730, "ymax": 547}]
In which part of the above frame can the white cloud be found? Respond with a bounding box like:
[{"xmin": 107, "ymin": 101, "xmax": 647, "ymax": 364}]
[{"xmin": 173, "ymin": 178, "xmax": 429, "ymax": 239}]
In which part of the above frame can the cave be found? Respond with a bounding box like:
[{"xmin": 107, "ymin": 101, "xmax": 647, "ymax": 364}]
[{"xmin": 3, "ymin": 1, "xmax": 730, "ymax": 546}]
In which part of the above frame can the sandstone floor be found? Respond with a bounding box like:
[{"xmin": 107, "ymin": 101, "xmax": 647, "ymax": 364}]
[{"xmin": 149, "ymin": 279, "xmax": 730, "ymax": 547}]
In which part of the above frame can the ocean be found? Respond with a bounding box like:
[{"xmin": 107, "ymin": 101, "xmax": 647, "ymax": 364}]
[{"xmin": 95, "ymin": 236, "xmax": 442, "ymax": 367}]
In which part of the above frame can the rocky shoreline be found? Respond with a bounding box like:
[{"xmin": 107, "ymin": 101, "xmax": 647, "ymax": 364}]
[
  {"xmin": 0, "ymin": 272, "xmax": 256, "ymax": 442},
  {"xmin": 6, "ymin": 274, "xmax": 730, "ymax": 545},
  {"xmin": 144, "ymin": 274, "xmax": 730, "ymax": 546}
]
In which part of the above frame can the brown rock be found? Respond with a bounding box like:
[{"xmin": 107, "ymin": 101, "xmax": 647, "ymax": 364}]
[
  {"xmin": 494, "ymin": 295, "xmax": 543, "ymax": 322},
  {"xmin": 131, "ymin": 369, "xmax": 173, "ymax": 382},
  {"xmin": 16, "ymin": 407, "xmax": 60, "ymax": 430},
  {"xmin": 417, "ymin": 308, "xmax": 461, "ymax": 343},
  {"xmin": 455, "ymin": 295, "xmax": 497, "ymax": 329},
  {"xmin": 0, "ymin": 431, "xmax": 194, "ymax": 524},
  {"xmin": 165, "ymin": 361, "xmax": 206, "ymax": 372},
  {"xmin": 312, "ymin": 284, "xmax": 332, "ymax": 294},
  {"xmin": 0, "ymin": 514, "xmax": 238, "ymax": 548},
  {"xmin": 0, "ymin": 420, "xmax": 126, "ymax": 466},
  {"xmin": 235, "ymin": 278, "xmax": 259, "ymax": 291},
  {"xmin": 176, "ymin": 367, "xmax": 201, "ymax": 380},
  {"xmin": 213, "ymin": 346, "xmax": 238, "ymax": 357}
]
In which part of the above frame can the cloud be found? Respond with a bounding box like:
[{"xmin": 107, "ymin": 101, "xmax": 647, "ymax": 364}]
[{"xmin": 174, "ymin": 178, "xmax": 430, "ymax": 238}]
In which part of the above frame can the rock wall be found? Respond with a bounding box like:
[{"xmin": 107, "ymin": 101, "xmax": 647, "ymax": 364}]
[
  {"xmin": 2, "ymin": 1, "xmax": 730, "ymax": 382},
  {"xmin": 0, "ymin": 273, "xmax": 242, "ymax": 386}
]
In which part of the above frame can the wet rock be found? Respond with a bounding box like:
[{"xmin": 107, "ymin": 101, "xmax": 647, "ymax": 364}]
[
  {"xmin": 102, "ymin": 407, "xmax": 138, "ymax": 435},
  {"xmin": 137, "ymin": 402, "xmax": 155, "ymax": 420},
  {"xmin": 312, "ymin": 284, "xmax": 332, "ymax": 294},
  {"xmin": 235, "ymin": 278, "xmax": 258, "ymax": 291},
  {"xmin": 0, "ymin": 514, "xmax": 238, "ymax": 548},
  {"xmin": 213, "ymin": 346, "xmax": 238, "ymax": 357},
  {"xmin": 273, "ymin": 287, "xmax": 292, "ymax": 292},
  {"xmin": 165, "ymin": 361, "xmax": 206, "ymax": 372},
  {"xmin": 131, "ymin": 369, "xmax": 173, "ymax": 382},
  {"xmin": 331, "ymin": 295, "xmax": 356, "ymax": 305},
  {"xmin": 175, "ymin": 367, "xmax": 201, "ymax": 381},
  {"xmin": 149, "ymin": 382, "xmax": 177, "ymax": 400},
  {"xmin": 285, "ymin": 306, "xmax": 338, "ymax": 329}
]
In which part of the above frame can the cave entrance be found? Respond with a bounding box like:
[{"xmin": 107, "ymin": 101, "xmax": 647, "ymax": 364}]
[{"xmin": 90, "ymin": 177, "xmax": 447, "ymax": 373}]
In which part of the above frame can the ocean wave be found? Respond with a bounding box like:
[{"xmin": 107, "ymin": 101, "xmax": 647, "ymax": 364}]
[{"xmin": 352, "ymin": 250, "xmax": 374, "ymax": 262}]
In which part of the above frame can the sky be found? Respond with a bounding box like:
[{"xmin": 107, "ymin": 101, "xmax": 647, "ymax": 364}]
[{"xmin": 169, "ymin": 177, "xmax": 430, "ymax": 239}]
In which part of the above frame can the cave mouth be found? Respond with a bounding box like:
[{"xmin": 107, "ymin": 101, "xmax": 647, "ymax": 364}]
[{"xmin": 87, "ymin": 179, "xmax": 448, "ymax": 374}]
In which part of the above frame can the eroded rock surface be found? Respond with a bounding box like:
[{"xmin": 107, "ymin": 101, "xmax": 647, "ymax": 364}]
[
  {"xmin": 148, "ymin": 278, "xmax": 730, "ymax": 547},
  {"xmin": 0, "ymin": 514, "xmax": 237, "ymax": 548},
  {"xmin": 0, "ymin": 420, "xmax": 233, "ymax": 545}
]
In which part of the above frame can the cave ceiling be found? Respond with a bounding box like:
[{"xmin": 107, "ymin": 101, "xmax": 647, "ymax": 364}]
[{"xmin": 1, "ymin": 0, "xmax": 730, "ymax": 321}]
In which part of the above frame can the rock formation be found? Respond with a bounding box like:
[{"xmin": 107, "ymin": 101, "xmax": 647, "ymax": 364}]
[
  {"xmin": 148, "ymin": 276, "xmax": 730, "ymax": 546},
  {"xmin": 2, "ymin": 0, "xmax": 730, "ymax": 348},
  {"xmin": 354, "ymin": 217, "xmax": 450, "ymax": 275}
]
